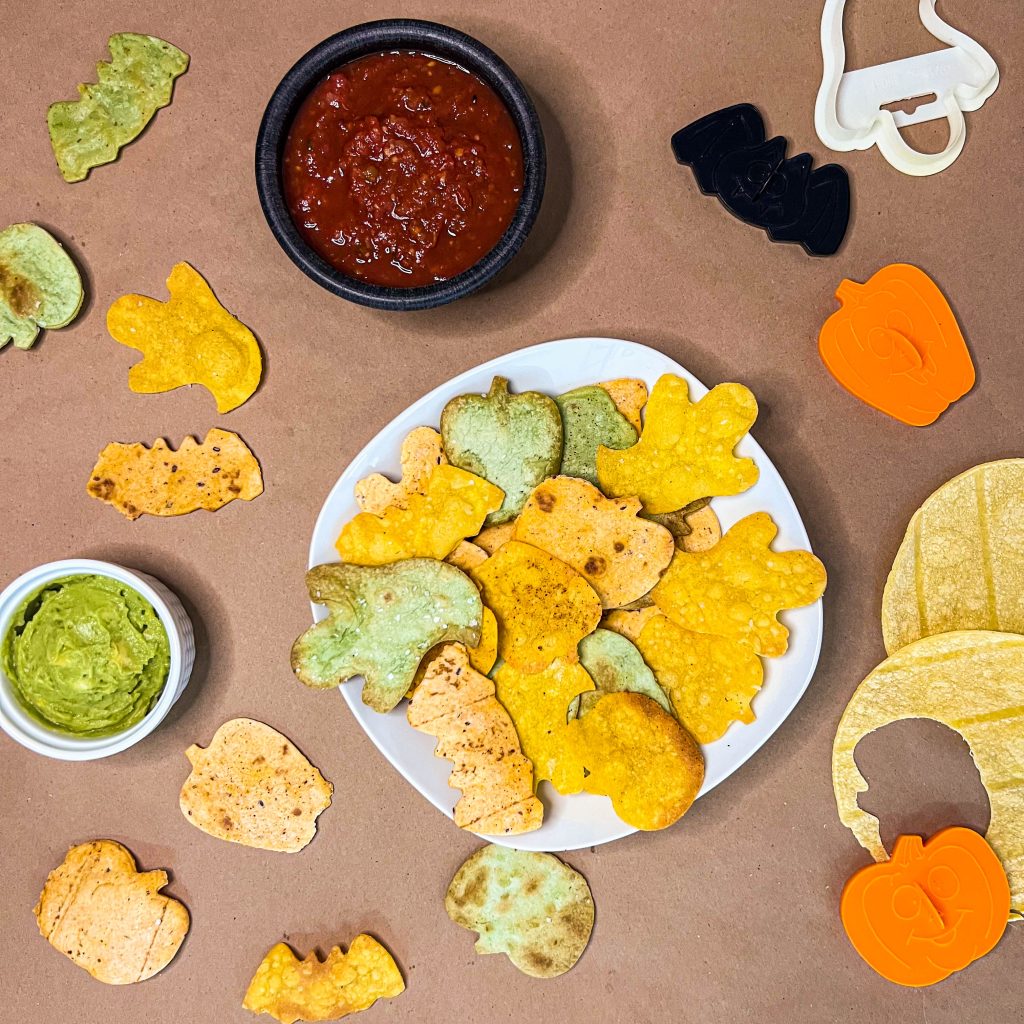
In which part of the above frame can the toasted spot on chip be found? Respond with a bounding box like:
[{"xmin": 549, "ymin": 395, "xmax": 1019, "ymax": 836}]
[
  {"xmin": 408, "ymin": 644, "xmax": 543, "ymax": 835},
  {"xmin": 597, "ymin": 377, "xmax": 648, "ymax": 432},
  {"xmin": 180, "ymin": 718, "xmax": 333, "ymax": 853},
  {"xmin": 555, "ymin": 385, "xmax": 637, "ymax": 485},
  {"xmin": 243, "ymin": 935, "xmax": 404, "ymax": 1023},
  {"xmin": 570, "ymin": 627, "xmax": 674, "ymax": 718},
  {"xmin": 475, "ymin": 541, "xmax": 601, "ymax": 673},
  {"xmin": 34, "ymin": 840, "xmax": 188, "ymax": 984},
  {"xmin": 597, "ymin": 374, "xmax": 758, "ymax": 514},
  {"xmin": 86, "ymin": 428, "xmax": 263, "ymax": 520},
  {"xmin": 653, "ymin": 512, "xmax": 826, "ymax": 657},
  {"xmin": 445, "ymin": 845, "xmax": 594, "ymax": 978},
  {"xmin": 354, "ymin": 426, "xmax": 447, "ymax": 516}
]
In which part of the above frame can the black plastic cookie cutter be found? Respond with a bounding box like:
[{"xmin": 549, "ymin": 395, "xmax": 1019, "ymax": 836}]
[{"xmin": 671, "ymin": 104, "xmax": 850, "ymax": 256}]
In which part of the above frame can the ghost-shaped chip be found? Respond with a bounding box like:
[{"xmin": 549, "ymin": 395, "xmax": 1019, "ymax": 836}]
[{"xmin": 354, "ymin": 426, "xmax": 447, "ymax": 516}]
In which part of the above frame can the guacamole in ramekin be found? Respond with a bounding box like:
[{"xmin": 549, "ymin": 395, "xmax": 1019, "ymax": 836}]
[{"xmin": 1, "ymin": 574, "xmax": 170, "ymax": 737}]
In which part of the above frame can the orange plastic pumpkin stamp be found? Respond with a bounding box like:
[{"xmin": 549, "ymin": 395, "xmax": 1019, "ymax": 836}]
[
  {"xmin": 841, "ymin": 827, "xmax": 1010, "ymax": 987},
  {"xmin": 818, "ymin": 263, "xmax": 974, "ymax": 426}
]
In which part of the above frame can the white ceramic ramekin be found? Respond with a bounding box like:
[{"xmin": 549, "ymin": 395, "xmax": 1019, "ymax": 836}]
[{"xmin": 0, "ymin": 559, "xmax": 195, "ymax": 761}]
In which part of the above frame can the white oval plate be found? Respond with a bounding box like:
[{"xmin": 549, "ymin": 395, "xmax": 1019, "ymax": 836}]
[{"xmin": 309, "ymin": 338, "xmax": 823, "ymax": 851}]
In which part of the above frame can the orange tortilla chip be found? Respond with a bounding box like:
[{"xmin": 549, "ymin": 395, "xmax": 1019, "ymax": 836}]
[
  {"xmin": 446, "ymin": 539, "xmax": 489, "ymax": 574},
  {"xmin": 243, "ymin": 935, "xmax": 404, "ymax": 1023},
  {"xmin": 354, "ymin": 427, "xmax": 446, "ymax": 516},
  {"xmin": 87, "ymin": 427, "xmax": 262, "ymax": 520},
  {"xmin": 601, "ymin": 606, "xmax": 661, "ymax": 643},
  {"xmin": 597, "ymin": 378, "xmax": 647, "ymax": 432},
  {"xmin": 408, "ymin": 644, "xmax": 543, "ymax": 834},
  {"xmin": 475, "ymin": 540, "xmax": 602, "ymax": 672},
  {"xmin": 473, "ymin": 520, "xmax": 516, "ymax": 554},
  {"xmin": 653, "ymin": 512, "xmax": 826, "ymax": 657}
]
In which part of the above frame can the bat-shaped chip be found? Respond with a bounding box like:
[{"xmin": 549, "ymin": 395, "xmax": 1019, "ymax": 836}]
[{"xmin": 671, "ymin": 103, "xmax": 850, "ymax": 257}]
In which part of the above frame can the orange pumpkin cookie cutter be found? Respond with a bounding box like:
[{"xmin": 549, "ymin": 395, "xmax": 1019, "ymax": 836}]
[
  {"xmin": 818, "ymin": 263, "xmax": 974, "ymax": 426},
  {"xmin": 841, "ymin": 827, "xmax": 1010, "ymax": 987}
]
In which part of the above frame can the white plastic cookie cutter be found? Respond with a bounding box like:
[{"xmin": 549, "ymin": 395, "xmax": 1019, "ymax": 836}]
[{"xmin": 814, "ymin": 0, "xmax": 999, "ymax": 176}]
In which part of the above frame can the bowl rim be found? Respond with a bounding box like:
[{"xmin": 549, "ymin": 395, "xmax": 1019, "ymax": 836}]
[
  {"xmin": 255, "ymin": 18, "xmax": 547, "ymax": 311},
  {"xmin": 0, "ymin": 559, "xmax": 188, "ymax": 761}
]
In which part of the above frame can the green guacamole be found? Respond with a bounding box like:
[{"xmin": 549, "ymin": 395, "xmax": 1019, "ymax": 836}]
[{"xmin": 2, "ymin": 574, "xmax": 170, "ymax": 737}]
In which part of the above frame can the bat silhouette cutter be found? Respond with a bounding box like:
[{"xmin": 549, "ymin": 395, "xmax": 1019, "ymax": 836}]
[{"xmin": 671, "ymin": 104, "xmax": 850, "ymax": 256}]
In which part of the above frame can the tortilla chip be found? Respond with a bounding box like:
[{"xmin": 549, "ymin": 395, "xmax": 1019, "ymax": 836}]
[
  {"xmin": 570, "ymin": 627, "xmax": 674, "ymax": 718},
  {"xmin": 653, "ymin": 512, "xmax": 826, "ymax": 657},
  {"xmin": 291, "ymin": 559, "xmax": 482, "ymax": 713},
  {"xmin": 513, "ymin": 477, "xmax": 674, "ymax": 608},
  {"xmin": 86, "ymin": 427, "xmax": 263, "ymax": 520},
  {"xmin": 882, "ymin": 460, "xmax": 1024, "ymax": 655},
  {"xmin": 408, "ymin": 644, "xmax": 543, "ymax": 835},
  {"xmin": 469, "ymin": 606, "xmax": 498, "ymax": 675},
  {"xmin": 34, "ymin": 840, "xmax": 188, "ymax": 984},
  {"xmin": 552, "ymin": 692, "xmax": 705, "ymax": 830},
  {"xmin": 601, "ymin": 605, "xmax": 661, "ymax": 643},
  {"xmin": 243, "ymin": 936, "xmax": 404, "ymax": 1023},
  {"xmin": 475, "ymin": 540, "xmax": 602, "ymax": 672},
  {"xmin": 634, "ymin": 614, "xmax": 763, "ymax": 743},
  {"xmin": 108, "ymin": 262, "xmax": 261, "ymax": 414},
  {"xmin": 445, "ymin": 539, "xmax": 489, "ymax": 574},
  {"xmin": 473, "ymin": 520, "xmax": 515, "ymax": 554},
  {"xmin": 833, "ymin": 631, "xmax": 1024, "ymax": 920},
  {"xmin": 597, "ymin": 374, "xmax": 758, "ymax": 514},
  {"xmin": 441, "ymin": 376, "xmax": 562, "ymax": 525},
  {"xmin": 645, "ymin": 498, "xmax": 720, "ymax": 550},
  {"xmin": 445, "ymin": 845, "xmax": 594, "ymax": 978},
  {"xmin": 555, "ymin": 386, "xmax": 637, "ymax": 484},
  {"xmin": 354, "ymin": 427, "xmax": 447, "ymax": 516},
  {"xmin": 492, "ymin": 658, "xmax": 595, "ymax": 783},
  {"xmin": 336, "ymin": 464, "xmax": 503, "ymax": 565},
  {"xmin": 597, "ymin": 378, "xmax": 647, "ymax": 432},
  {"xmin": 48, "ymin": 33, "xmax": 188, "ymax": 182},
  {"xmin": 0, "ymin": 223, "xmax": 83, "ymax": 350},
  {"xmin": 180, "ymin": 719, "xmax": 333, "ymax": 853}
]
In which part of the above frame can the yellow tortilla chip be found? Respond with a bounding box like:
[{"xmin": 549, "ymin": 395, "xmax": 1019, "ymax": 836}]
[
  {"xmin": 475, "ymin": 540, "xmax": 602, "ymax": 672},
  {"xmin": 243, "ymin": 935, "xmax": 404, "ymax": 1023},
  {"xmin": 833, "ymin": 631, "xmax": 1024, "ymax": 920},
  {"xmin": 552, "ymin": 692, "xmax": 705, "ymax": 830},
  {"xmin": 597, "ymin": 378, "xmax": 647, "ymax": 432},
  {"xmin": 882, "ymin": 460, "xmax": 1024, "ymax": 655},
  {"xmin": 513, "ymin": 477, "xmax": 675, "ymax": 608},
  {"xmin": 87, "ymin": 427, "xmax": 262, "ymax": 520},
  {"xmin": 354, "ymin": 427, "xmax": 447, "ymax": 516},
  {"xmin": 446, "ymin": 539, "xmax": 489, "ymax": 574},
  {"xmin": 408, "ymin": 644, "xmax": 543, "ymax": 834},
  {"xmin": 601, "ymin": 605, "xmax": 662, "ymax": 643},
  {"xmin": 473, "ymin": 520, "xmax": 516, "ymax": 554},
  {"xmin": 653, "ymin": 512, "xmax": 826, "ymax": 657},
  {"xmin": 634, "ymin": 614, "xmax": 763, "ymax": 743},
  {"xmin": 597, "ymin": 374, "xmax": 758, "ymax": 514},
  {"xmin": 179, "ymin": 719, "xmax": 333, "ymax": 853},
  {"xmin": 108, "ymin": 262, "xmax": 261, "ymax": 414},
  {"xmin": 336, "ymin": 464, "xmax": 503, "ymax": 565},
  {"xmin": 35, "ymin": 840, "xmax": 189, "ymax": 984},
  {"xmin": 493, "ymin": 658, "xmax": 595, "ymax": 783}
]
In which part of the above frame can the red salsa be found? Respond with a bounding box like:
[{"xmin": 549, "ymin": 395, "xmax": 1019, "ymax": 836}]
[{"xmin": 283, "ymin": 51, "xmax": 524, "ymax": 288}]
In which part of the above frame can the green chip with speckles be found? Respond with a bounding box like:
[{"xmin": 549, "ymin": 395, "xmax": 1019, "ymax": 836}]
[{"xmin": 555, "ymin": 385, "xmax": 637, "ymax": 485}]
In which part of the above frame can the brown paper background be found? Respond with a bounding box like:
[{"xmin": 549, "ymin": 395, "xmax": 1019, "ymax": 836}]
[{"xmin": 1, "ymin": 1, "xmax": 1021, "ymax": 1020}]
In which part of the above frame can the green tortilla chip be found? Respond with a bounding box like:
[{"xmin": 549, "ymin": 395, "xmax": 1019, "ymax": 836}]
[
  {"xmin": 291, "ymin": 559, "xmax": 482, "ymax": 713},
  {"xmin": 0, "ymin": 224, "xmax": 83, "ymax": 350},
  {"xmin": 555, "ymin": 386, "xmax": 637, "ymax": 485},
  {"xmin": 569, "ymin": 628, "xmax": 674, "ymax": 718},
  {"xmin": 48, "ymin": 33, "xmax": 189, "ymax": 183},
  {"xmin": 445, "ymin": 845, "xmax": 594, "ymax": 978},
  {"xmin": 441, "ymin": 376, "xmax": 562, "ymax": 525}
]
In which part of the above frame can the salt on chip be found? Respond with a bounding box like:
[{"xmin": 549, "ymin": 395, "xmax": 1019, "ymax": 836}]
[
  {"xmin": 291, "ymin": 559, "xmax": 482, "ymax": 713},
  {"xmin": 48, "ymin": 33, "xmax": 188, "ymax": 182},
  {"xmin": 337, "ymin": 464, "xmax": 502, "ymax": 565},
  {"xmin": 445, "ymin": 844, "xmax": 594, "ymax": 978},
  {"xmin": 87, "ymin": 427, "xmax": 263, "ymax": 520},
  {"xmin": 634, "ymin": 614, "xmax": 763, "ymax": 743},
  {"xmin": 243, "ymin": 935, "xmax": 404, "ymax": 1023},
  {"xmin": 833, "ymin": 630, "xmax": 1024, "ymax": 920},
  {"xmin": 570, "ymin": 627, "xmax": 674, "ymax": 718},
  {"xmin": 555, "ymin": 385, "xmax": 637, "ymax": 485},
  {"xmin": 552, "ymin": 692, "xmax": 705, "ymax": 830},
  {"xmin": 476, "ymin": 540, "xmax": 602, "ymax": 672},
  {"xmin": 35, "ymin": 839, "xmax": 189, "ymax": 985},
  {"xmin": 653, "ymin": 512, "xmax": 826, "ymax": 657},
  {"xmin": 408, "ymin": 644, "xmax": 543, "ymax": 835},
  {"xmin": 179, "ymin": 718, "xmax": 333, "ymax": 853},
  {"xmin": 354, "ymin": 427, "xmax": 446, "ymax": 516},
  {"xmin": 601, "ymin": 605, "xmax": 661, "ymax": 643},
  {"xmin": 0, "ymin": 223, "xmax": 83, "ymax": 350},
  {"xmin": 514, "ymin": 477, "xmax": 675, "ymax": 608},
  {"xmin": 882, "ymin": 460, "xmax": 1024, "ymax": 655},
  {"xmin": 108, "ymin": 262, "xmax": 262, "ymax": 414},
  {"xmin": 597, "ymin": 374, "xmax": 758, "ymax": 514},
  {"xmin": 597, "ymin": 377, "xmax": 647, "ymax": 433},
  {"xmin": 473, "ymin": 520, "xmax": 516, "ymax": 554}
]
